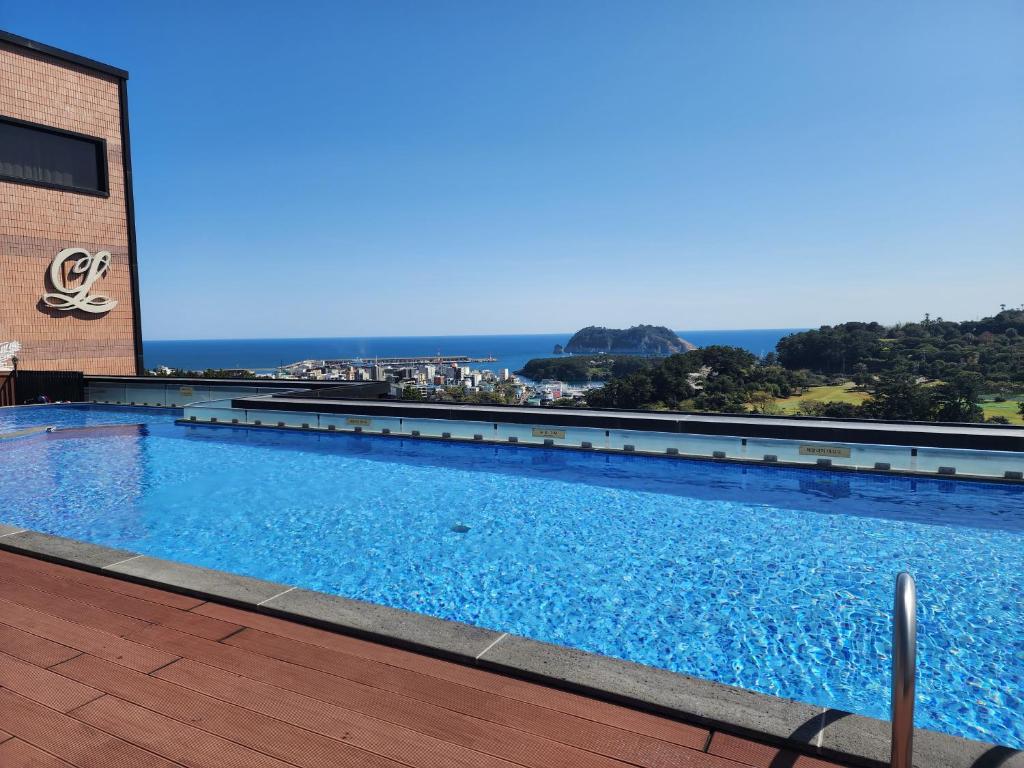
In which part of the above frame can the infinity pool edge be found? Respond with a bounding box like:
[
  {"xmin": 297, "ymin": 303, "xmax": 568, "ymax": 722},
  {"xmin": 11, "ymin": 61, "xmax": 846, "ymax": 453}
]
[
  {"xmin": 177, "ymin": 417, "xmax": 1024, "ymax": 485},
  {"xmin": 0, "ymin": 522, "xmax": 1018, "ymax": 768}
]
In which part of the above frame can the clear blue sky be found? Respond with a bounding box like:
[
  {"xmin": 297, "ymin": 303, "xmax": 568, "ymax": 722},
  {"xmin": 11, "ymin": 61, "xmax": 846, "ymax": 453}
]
[{"xmin": 4, "ymin": 1, "xmax": 1022, "ymax": 339}]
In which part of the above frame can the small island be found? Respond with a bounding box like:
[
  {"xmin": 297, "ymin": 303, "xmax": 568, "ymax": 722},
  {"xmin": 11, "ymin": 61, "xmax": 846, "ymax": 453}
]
[
  {"xmin": 519, "ymin": 325, "xmax": 697, "ymax": 381},
  {"xmin": 564, "ymin": 325, "xmax": 695, "ymax": 356}
]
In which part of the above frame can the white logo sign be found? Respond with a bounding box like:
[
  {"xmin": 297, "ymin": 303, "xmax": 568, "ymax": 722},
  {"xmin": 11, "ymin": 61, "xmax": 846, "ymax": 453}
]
[
  {"xmin": 41, "ymin": 247, "xmax": 118, "ymax": 314},
  {"xmin": 0, "ymin": 341, "xmax": 20, "ymax": 368}
]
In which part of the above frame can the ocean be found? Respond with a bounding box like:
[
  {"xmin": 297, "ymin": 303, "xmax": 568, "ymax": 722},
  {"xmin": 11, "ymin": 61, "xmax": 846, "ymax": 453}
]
[{"xmin": 143, "ymin": 329, "xmax": 804, "ymax": 375}]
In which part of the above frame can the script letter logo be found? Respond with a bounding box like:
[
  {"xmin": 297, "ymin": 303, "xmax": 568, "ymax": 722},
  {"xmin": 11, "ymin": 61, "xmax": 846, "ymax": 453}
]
[{"xmin": 41, "ymin": 247, "xmax": 118, "ymax": 314}]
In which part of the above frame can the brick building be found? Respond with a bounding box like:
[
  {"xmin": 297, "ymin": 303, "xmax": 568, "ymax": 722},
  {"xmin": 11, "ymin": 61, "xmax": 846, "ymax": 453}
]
[{"xmin": 0, "ymin": 30, "xmax": 142, "ymax": 385}]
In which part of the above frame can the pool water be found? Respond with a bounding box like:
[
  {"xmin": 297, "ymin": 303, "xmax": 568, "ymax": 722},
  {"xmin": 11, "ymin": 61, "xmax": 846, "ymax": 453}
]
[
  {"xmin": 1, "ymin": 405, "xmax": 1022, "ymax": 748},
  {"xmin": 0, "ymin": 403, "xmax": 181, "ymax": 432}
]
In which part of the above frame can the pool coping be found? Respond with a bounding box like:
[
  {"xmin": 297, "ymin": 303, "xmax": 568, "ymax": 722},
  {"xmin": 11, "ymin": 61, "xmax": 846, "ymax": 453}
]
[{"xmin": 0, "ymin": 523, "xmax": 1018, "ymax": 768}]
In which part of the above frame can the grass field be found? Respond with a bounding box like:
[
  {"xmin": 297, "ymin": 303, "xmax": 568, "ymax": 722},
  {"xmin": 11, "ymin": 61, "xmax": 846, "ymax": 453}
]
[
  {"xmin": 771, "ymin": 383, "xmax": 870, "ymax": 414},
  {"xmin": 772, "ymin": 384, "xmax": 1024, "ymax": 424},
  {"xmin": 980, "ymin": 398, "xmax": 1024, "ymax": 425}
]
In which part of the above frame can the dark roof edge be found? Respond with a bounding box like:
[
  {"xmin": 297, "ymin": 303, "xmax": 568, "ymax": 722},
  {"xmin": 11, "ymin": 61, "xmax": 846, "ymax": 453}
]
[{"xmin": 0, "ymin": 29, "xmax": 129, "ymax": 80}]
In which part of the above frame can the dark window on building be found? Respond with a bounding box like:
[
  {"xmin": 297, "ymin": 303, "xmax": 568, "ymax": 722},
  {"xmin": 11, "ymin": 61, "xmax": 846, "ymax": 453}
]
[{"xmin": 0, "ymin": 116, "xmax": 108, "ymax": 195}]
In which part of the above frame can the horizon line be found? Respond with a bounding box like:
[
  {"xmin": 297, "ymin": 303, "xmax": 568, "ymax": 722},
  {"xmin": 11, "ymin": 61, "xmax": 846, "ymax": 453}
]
[{"xmin": 142, "ymin": 327, "xmax": 809, "ymax": 344}]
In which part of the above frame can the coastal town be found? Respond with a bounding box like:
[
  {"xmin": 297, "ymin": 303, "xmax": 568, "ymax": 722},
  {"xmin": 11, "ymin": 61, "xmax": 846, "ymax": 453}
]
[
  {"xmin": 273, "ymin": 355, "xmax": 591, "ymax": 405},
  {"xmin": 148, "ymin": 326, "xmax": 691, "ymax": 406},
  {"xmin": 151, "ymin": 353, "xmax": 594, "ymax": 405}
]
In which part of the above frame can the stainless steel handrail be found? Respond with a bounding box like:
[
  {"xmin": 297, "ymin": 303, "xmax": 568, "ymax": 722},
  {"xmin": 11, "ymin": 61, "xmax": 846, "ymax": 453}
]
[{"xmin": 890, "ymin": 572, "xmax": 917, "ymax": 768}]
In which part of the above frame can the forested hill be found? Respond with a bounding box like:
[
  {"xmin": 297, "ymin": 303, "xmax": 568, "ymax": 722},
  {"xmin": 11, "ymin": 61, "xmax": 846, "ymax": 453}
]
[
  {"xmin": 776, "ymin": 310, "xmax": 1024, "ymax": 386},
  {"xmin": 518, "ymin": 355, "xmax": 653, "ymax": 382},
  {"xmin": 577, "ymin": 309, "xmax": 1024, "ymax": 423},
  {"xmin": 585, "ymin": 346, "xmax": 805, "ymax": 411}
]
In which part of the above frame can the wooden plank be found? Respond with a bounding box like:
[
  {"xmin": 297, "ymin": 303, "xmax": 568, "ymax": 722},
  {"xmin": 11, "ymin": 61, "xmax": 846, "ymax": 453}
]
[
  {"xmin": 708, "ymin": 732, "xmax": 848, "ymax": 768},
  {"xmin": 0, "ymin": 555, "xmax": 826, "ymax": 768},
  {"xmin": 0, "ymin": 576, "xmax": 151, "ymax": 637},
  {"xmin": 54, "ymin": 654, "xmax": 411, "ymax": 768},
  {"xmin": 0, "ymin": 596, "xmax": 178, "ymax": 673},
  {"xmin": 0, "ymin": 554, "xmax": 239, "ymax": 641},
  {"xmin": 157, "ymin": 658, "xmax": 528, "ymax": 768},
  {"xmin": 196, "ymin": 601, "xmax": 707, "ymax": 748},
  {"xmin": 69, "ymin": 695, "xmax": 303, "ymax": 768},
  {"xmin": 127, "ymin": 624, "xmax": 639, "ymax": 768},
  {"xmin": 0, "ymin": 687, "xmax": 181, "ymax": 768},
  {"xmin": 227, "ymin": 626, "xmax": 710, "ymax": 767},
  {"xmin": 0, "ymin": 652, "xmax": 102, "ymax": 713},
  {"xmin": 0, "ymin": 738, "xmax": 76, "ymax": 767},
  {"xmin": 0, "ymin": 550, "xmax": 204, "ymax": 610},
  {"xmin": 0, "ymin": 554, "xmax": 848, "ymax": 768},
  {"xmin": 0, "ymin": 623, "xmax": 80, "ymax": 669}
]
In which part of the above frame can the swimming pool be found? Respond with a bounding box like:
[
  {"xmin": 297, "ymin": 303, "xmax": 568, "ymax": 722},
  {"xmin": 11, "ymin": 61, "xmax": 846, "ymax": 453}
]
[{"xmin": 1, "ymin": 405, "xmax": 1022, "ymax": 748}]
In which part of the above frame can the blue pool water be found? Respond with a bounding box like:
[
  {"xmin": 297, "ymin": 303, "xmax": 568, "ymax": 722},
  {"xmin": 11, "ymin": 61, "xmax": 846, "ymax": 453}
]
[
  {"xmin": 0, "ymin": 403, "xmax": 181, "ymax": 433},
  {"xmin": 1, "ymin": 405, "xmax": 1022, "ymax": 748}
]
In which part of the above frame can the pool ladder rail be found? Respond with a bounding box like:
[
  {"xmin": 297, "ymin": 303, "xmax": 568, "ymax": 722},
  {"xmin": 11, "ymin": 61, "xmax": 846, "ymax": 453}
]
[{"xmin": 890, "ymin": 572, "xmax": 917, "ymax": 768}]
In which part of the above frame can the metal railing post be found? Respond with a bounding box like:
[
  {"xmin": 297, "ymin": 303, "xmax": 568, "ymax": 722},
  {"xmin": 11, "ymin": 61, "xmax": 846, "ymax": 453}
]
[{"xmin": 890, "ymin": 572, "xmax": 917, "ymax": 768}]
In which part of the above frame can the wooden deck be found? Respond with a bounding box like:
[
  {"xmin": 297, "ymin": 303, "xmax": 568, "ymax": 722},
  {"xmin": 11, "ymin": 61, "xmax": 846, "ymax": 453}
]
[{"xmin": 0, "ymin": 549, "xmax": 850, "ymax": 768}]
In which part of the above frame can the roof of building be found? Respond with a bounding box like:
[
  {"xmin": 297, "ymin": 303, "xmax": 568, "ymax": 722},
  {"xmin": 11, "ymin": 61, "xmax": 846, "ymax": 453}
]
[{"xmin": 0, "ymin": 28, "xmax": 129, "ymax": 80}]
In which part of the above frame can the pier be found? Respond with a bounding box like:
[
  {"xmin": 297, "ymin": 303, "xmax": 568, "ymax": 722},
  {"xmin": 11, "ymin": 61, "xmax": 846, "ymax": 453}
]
[{"xmin": 293, "ymin": 355, "xmax": 498, "ymax": 368}]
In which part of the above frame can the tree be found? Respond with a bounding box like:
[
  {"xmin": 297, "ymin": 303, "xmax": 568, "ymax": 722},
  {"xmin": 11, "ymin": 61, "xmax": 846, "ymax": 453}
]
[
  {"xmin": 776, "ymin": 323, "xmax": 885, "ymax": 374},
  {"xmin": 549, "ymin": 397, "xmax": 581, "ymax": 407},
  {"xmin": 773, "ymin": 310, "xmax": 1024, "ymax": 391},
  {"xmin": 463, "ymin": 390, "xmax": 509, "ymax": 405},
  {"xmin": 441, "ymin": 385, "xmax": 467, "ymax": 401},
  {"xmin": 798, "ymin": 401, "xmax": 861, "ymax": 418},
  {"xmin": 1018, "ymin": 401, "xmax": 1024, "ymax": 418},
  {"xmin": 851, "ymin": 362, "xmax": 871, "ymax": 389},
  {"xmin": 401, "ymin": 386, "xmax": 424, "ymax": 401},
  {"xmin": 930, "ymin": 372, "xmax": 985, "ymax": 423},
  {"xmin": 584, "ymin": 345, "xmax": 803, "ymax": 413},
  {"xmin": 862, "ymin": 369, "xmax": 933, "ymax": 421},
  {"xmin": 586, "ymin": 371, "xmax": 656, "ymax": 409},
  {"xmin": 746, "ymin": 390, "xmax": 781, "ymax": 414}
]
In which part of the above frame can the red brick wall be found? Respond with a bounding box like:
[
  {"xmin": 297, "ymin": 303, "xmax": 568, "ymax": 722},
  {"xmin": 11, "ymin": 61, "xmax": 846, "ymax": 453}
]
[{"xmin": 0, "ymin": 40, "xmax": 138, "ymax": 375}]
